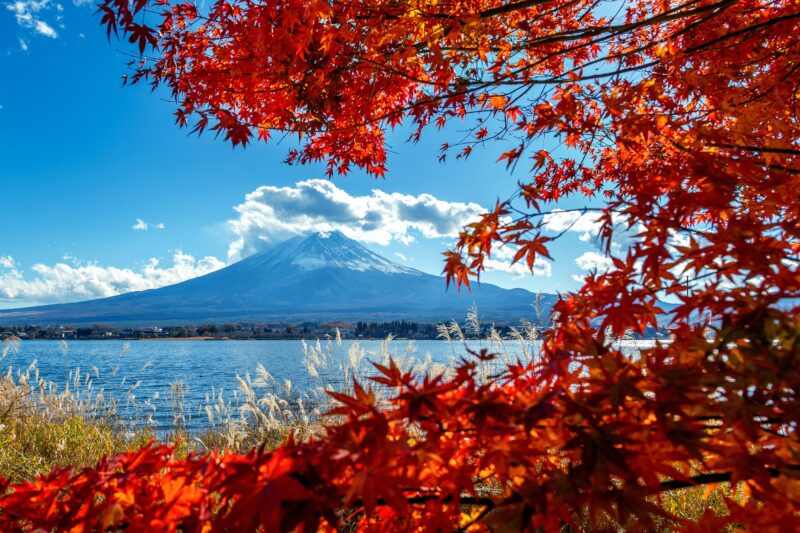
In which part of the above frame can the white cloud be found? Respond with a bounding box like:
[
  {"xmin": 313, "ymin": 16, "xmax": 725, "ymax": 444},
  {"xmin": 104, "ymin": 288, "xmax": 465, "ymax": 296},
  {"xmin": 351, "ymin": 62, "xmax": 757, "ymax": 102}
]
[
  {"xmin": 575, "ymin": 251, "xmax": 614, "ymax": 272},
  {"xmin": 492, "ymin": 244, "xmax": 516, "ymax": 261},
  {"xmin": 477, "ymin": 243, "xmax": 552, "ymax": 278},
  {"xmin": 18, "ymin": 38, "xmax": 28, "ymax": 51},
  {"xmin": 34, "ymin": 19, "xmax": 56, "ymax": 37},
  {"xmin": 394, "ymin": 252, "xmax": 408, "ymax": 262},
  {"xmin": 227, "ymin": 179, "xmax": 484, "ymax": 261},
  {"xmin": 542, "ymin": 208, "xmax": 644, "ymax": 255},
  {"xmin": 542, "ymin": 209, "xmax": 603, "ymax": 241},
  {"xmin": 0, "ymin": 252, "xmax": 225, "ymax": 304},
  {"xmin": 484, "ymin": 257, "xmax": 552, "ymax": 278},
  {"xmin": 132, "ymin": 219, "xmax": 165, "ymax": 231},
  {"xmin": 6, "ymin": 0, "xmax": 60, "ymax": 38}
]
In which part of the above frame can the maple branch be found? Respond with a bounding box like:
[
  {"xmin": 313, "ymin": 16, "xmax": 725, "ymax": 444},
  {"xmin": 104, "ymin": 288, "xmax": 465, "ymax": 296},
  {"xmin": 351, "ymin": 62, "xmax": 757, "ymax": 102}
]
[
  {"xmin": 362, "ymin": 464, "xmax": 800, "ymax": 523},
  {"xmin": 683, "ymin": 9, "xmax": 800, "ymax": 54},
  {"xmin": 507, "ymin": 0, "xmax": 733, "ymax": 52},
  {"xmin": 650, "ymin": 464, "xmax": 800, "ymax": 493},
  {"xmin": 670, "ymin": 140, "xmax": 800, "ymax": 175},
  {"xmin": 765, "ymin": 163, "xmax": 800, "ymax": 175},
  {"xmin": 710, "ymin": 144, "xmax": 800, "ymax": 155},
  {"xmin": 483, "ymin": 0, "xmax": 736, "ymax": 89},
  {"xmin": 500, "ymin": 204, "xmax": 712, "ymax": 241}
]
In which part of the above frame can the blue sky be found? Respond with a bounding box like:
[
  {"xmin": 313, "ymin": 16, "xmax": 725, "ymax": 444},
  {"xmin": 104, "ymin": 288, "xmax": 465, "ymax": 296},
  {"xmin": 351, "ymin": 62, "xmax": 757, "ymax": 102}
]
[{"xmin": 0, "ymin": 1, "xmax": 610, "ymax": 309}]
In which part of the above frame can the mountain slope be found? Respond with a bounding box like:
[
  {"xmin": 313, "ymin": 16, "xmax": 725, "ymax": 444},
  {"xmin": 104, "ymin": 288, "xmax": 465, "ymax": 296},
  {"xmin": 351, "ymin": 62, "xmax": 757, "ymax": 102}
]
[{"xmin": 0, "ymin": 232, "xmax": 554, "ymax": 325}]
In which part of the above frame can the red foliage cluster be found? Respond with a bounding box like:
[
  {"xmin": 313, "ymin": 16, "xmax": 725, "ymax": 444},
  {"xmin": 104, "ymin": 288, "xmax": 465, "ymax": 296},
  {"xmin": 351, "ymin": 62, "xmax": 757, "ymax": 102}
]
[
  {"xmin": 5, "ymin": 352, "xmax": 796, "ymax": 531},
  {"xmin": 2, "ymin": 0, "xmax": 799, "ymax": 529}
]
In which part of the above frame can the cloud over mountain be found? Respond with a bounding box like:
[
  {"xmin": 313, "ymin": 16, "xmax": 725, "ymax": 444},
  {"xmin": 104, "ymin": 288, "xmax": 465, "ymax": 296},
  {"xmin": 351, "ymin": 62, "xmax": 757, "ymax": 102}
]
[{"xmin": 227, "ymin": 179, "xmax": 484, "ymax": 261}]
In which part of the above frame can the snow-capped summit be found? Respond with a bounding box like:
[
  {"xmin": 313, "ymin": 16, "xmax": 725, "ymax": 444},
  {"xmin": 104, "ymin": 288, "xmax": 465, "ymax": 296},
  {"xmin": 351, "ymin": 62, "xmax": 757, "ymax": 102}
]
[{"xmin": 260, "ymin": 231, "xmax": 420, "ymax": 275}]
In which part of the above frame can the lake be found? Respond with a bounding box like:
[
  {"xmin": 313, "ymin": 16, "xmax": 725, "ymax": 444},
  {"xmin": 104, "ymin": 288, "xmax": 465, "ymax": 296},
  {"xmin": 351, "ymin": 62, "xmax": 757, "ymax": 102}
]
[
  {"xmin": 1, "ymin": 338, "xmax": 541, "ymax": 431},
  {"xmin": 2, "ymin": 338, "xmax": 653, "ymax": 432}
]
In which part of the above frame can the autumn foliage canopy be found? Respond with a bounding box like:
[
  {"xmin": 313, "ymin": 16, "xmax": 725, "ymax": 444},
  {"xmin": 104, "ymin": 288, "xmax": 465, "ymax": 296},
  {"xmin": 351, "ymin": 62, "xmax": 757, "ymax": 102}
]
[{"xmin": 2, "ymin": 0, "xmax": 800, "ymax": 530}]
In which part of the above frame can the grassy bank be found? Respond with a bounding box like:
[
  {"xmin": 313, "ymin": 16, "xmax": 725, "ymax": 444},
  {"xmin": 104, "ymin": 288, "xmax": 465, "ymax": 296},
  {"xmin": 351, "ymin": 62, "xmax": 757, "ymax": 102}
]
[{"xmin": 0, "ymin": 325, "xmax": 464, "ymax": 481}]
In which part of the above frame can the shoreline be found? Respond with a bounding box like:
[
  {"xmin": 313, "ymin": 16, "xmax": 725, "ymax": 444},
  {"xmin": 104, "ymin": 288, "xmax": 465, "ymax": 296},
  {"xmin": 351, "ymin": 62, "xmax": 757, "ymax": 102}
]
[
  {"xmin": 3, "ymin": 336, "xmax": 671, "ymax": 342},
  {"xmin": 51, "ymin": 336, "xmax": 443, "ymax": 341},
  {"xmin": 134, "ymin": 336, "xmax": 217, "ymax": 341}
]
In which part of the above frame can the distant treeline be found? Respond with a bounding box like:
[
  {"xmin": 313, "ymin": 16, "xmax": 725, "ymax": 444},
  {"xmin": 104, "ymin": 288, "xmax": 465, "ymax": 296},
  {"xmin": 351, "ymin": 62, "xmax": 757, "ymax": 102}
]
[
  {"xmin": 353, "ymin": 320, "xmax": 546, "ymax": 339},
  {"xmin": 0, "ymin": 321, "xmax": 486, "ymax": 341},
  {"xmin": 355, "ymin": 321, "xmax": 438, "ymax": 339},
  {"xmin": 1, "ymin": 321, "xmax": 668, "ymax": 341}
]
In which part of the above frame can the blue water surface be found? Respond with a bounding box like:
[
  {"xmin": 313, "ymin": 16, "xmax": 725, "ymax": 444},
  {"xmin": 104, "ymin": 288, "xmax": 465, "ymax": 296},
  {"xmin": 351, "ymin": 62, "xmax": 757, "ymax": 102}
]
[{"xmin": 2, "ymin": 338, "xmax": 536, "ymax": 431}]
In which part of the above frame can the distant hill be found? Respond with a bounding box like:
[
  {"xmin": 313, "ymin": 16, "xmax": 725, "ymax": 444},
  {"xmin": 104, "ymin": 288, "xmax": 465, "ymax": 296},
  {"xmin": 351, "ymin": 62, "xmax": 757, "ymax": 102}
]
[{"xmin": 0, "ymin": 231, "xmax": 556, "ymax": 326}]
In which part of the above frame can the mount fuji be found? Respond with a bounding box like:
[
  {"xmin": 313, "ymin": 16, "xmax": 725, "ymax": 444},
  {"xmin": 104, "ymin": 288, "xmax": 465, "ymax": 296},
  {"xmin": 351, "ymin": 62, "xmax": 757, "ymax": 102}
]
[{"xmin": 0, "ymin": 232, "xmax": 554, "ymax": 325}]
